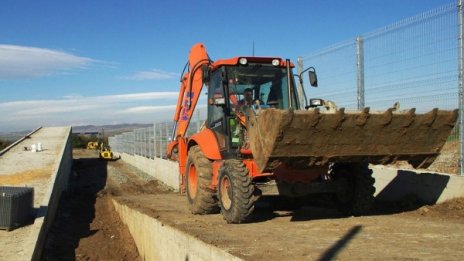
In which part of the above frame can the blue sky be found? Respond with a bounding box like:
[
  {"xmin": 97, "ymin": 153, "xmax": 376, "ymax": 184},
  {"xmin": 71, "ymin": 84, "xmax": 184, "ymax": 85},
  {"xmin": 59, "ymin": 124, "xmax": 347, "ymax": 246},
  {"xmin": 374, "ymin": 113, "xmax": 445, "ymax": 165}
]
[{"xmin": 0, "ymin": 0, "xmax": 452, "ymax": 132}]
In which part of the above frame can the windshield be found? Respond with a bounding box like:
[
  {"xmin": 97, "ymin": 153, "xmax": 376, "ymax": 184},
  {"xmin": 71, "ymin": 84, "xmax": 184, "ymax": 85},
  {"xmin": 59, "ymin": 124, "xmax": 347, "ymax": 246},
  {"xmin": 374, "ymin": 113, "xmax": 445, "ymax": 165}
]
[{"xmin": 225, "ymin": 63, "xmax": 299, "ymax": 110}]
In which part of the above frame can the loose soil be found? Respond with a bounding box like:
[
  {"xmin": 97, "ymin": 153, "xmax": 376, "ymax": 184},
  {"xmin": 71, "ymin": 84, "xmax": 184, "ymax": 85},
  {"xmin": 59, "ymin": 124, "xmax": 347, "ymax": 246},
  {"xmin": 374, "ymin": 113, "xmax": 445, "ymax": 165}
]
[
  {"xmin": 0, "ymin": 166, "xmax": 53, "ymax": 185},
  {"xmin": 428, "ymin": 140, "xmax": 459, "ymax": 174},
  {"xmin": 42, "ymin": 149, "xmax": 141, "ymax": 261},
  {"xmin": 393, "ymin": 140, "xmax": 459, "ymax": 174},
  {"xmin": 43, "ymin": 149, "xmax": 464, "ymax": 260}
]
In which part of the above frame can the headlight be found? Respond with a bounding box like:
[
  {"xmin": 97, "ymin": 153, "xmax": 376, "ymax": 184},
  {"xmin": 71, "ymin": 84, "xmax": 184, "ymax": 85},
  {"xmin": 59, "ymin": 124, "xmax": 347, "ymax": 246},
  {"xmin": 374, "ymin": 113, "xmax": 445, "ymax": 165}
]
[
  {"xmin": 239, "ymin": 58, "xmax": 248, "ymax": 65},
  {"xmin": 309, "ymin": 98, "xmax": 324, "ymax": 107},
  {"xmin": 272, "ymin": 59, "xmax": 280, "ymax": 66}
]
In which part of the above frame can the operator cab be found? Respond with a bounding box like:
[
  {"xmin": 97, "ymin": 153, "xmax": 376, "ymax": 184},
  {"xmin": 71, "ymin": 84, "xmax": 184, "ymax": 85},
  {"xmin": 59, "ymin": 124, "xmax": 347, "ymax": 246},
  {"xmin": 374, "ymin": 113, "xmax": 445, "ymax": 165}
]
[{"xmin": 206, "ymin": 57, "xmax": 300, "ymax": 156}]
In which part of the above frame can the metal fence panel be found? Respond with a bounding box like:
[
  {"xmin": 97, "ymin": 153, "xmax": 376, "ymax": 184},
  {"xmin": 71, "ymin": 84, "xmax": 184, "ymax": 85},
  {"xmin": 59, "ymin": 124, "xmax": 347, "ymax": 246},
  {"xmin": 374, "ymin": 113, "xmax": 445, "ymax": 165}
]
[
  {"xmin": 300, "ymin": 1, "xmax": 459, "ymax": 174},
  {"xmin": 363, "ymin": 3, "xmax": 457, "ymax": 112},
  {"xmin": 302, "ymin": 40, "xmax": 358, "ymax": 110},
  {"xmin": 108, "ymin": 121, "xmax": 180, "ymax": 160},
  {"xmin": 108, "ymin": 2, "xmax": 460, "ymax": 174}
]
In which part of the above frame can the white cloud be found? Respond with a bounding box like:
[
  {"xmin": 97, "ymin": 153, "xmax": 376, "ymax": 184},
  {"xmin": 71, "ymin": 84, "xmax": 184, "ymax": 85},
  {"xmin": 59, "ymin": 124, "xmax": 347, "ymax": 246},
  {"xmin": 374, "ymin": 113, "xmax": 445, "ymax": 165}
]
[
  {"xmin": 0, "ymin": 91, "xmax": 183, "ymax": 132},
  {"xmin": 122, "ymin": 105, "xmax": 177, "ymax": 113},
  {"xmin": 62, "ymin": 94, "xmax": 84, "ymax": 99},
  {"xmin": 104, "ymin": 92, "xmax": 179, "ymax": 101},
  {"xmin": 123, "ymin": 69, "xmax": 179, "ymax": 81},
  {"xmin": 15, "ymin": 104, "xmax": 102, "ymax": 116},
  {"xmin": 0, "ymin": 44, "xmax": 95, "ymax": 79},
  {"xmin": 0, "ymin": 91, "xmax": 179, "ymax": 109}
]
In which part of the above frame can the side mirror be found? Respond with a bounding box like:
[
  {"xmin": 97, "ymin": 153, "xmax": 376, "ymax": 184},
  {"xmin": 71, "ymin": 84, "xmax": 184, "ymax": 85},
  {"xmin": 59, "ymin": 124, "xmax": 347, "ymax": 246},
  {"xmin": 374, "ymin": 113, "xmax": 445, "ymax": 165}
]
[
  {"xmin": 308, "ymin": 70, "xmax": 318, "ymax": 87},
  {"xmin": 298, "ymin": 66, "xmax": 318, "ymax": 88}
]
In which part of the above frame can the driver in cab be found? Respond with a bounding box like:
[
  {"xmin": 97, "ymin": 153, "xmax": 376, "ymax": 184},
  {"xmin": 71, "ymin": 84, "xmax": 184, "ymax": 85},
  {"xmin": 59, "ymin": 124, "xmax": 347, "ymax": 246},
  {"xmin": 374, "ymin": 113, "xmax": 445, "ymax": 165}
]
[{"xmin": 238, "ymin": 88, "xmax": 254, "ymax": 108}]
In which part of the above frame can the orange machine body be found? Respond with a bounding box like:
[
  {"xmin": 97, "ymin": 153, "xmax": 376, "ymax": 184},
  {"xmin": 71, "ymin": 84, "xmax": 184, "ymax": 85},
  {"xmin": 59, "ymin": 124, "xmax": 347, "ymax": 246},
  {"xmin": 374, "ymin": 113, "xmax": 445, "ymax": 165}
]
[{"xmin": 166, "ymin": 43, "xmax": 321, "ymax": 193}]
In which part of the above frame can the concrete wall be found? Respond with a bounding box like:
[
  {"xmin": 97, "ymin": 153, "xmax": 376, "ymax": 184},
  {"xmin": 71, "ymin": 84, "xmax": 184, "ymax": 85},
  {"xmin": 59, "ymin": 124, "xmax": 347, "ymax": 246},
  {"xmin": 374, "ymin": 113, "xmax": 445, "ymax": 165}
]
[
  {"xmin": 110, "ymin": 150, "xmax": 464, "ymax": 261},
  {"xmin": 116, "ymin": 151, "xmax": 464, "ymax": 204},
  {"xmin": 117, "ymin": 153, "xmax": 179, "ymax": 191},
  {"xmin": 372, "ymin": 165, "xmax": 464, "ymax": 204},
  {"xmin": 28, "ymin": 127, "xmax": 73, "ymax": 261},
  {"xmin": 112, "ymin": 199, "xmax": 242, "ymax": 261}
]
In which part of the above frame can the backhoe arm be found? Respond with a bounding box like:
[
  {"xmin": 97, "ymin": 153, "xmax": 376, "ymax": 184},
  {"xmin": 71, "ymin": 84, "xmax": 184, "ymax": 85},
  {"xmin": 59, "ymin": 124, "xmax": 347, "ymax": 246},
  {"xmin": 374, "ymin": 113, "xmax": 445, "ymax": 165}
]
[{"xmin": 167, "ymin": 43, "xmax": 210, "ymax": 159}]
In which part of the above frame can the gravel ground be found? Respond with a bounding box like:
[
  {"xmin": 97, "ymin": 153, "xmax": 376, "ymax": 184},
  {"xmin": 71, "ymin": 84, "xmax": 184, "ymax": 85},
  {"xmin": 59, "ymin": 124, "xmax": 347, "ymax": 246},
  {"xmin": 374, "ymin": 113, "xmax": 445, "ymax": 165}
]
[{"xmin": 42, "ymin": 149, "xmax": 464, "ymax": 260}]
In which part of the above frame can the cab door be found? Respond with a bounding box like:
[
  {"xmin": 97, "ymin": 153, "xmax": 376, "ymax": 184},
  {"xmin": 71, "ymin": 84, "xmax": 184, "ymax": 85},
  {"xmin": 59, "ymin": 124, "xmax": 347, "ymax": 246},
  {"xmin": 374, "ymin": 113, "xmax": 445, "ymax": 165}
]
[{"xmin": 207, "ymin": 70, "xmax": 227, "ymax": 150}]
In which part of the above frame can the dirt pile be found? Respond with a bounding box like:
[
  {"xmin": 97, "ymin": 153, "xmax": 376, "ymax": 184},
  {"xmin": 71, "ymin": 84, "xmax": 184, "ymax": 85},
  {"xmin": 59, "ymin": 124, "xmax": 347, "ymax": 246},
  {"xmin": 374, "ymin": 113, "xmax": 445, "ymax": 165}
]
[{"xmin": 408, "ymin": 197, "xmax": 464, "ymax": 222}]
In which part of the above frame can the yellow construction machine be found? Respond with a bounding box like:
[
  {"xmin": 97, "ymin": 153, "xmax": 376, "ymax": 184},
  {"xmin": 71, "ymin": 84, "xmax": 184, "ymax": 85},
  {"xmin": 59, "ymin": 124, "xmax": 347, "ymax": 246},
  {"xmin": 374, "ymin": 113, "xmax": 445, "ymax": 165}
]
[
  {"xmin": 86, "ymin": 141, "xmax": 99, "ymax": 150},
  {"xmin": 99, "ymin": 143, "xmax": 120, "ymax": 160}
]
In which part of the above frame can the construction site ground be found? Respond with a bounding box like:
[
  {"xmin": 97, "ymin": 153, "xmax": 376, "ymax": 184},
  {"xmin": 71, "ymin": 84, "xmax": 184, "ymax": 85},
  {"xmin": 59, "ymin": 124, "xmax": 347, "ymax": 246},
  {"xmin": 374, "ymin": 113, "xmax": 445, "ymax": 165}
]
[{"xmin": 43, "ymin": 149, "xmax": 464, "ymax": 260}]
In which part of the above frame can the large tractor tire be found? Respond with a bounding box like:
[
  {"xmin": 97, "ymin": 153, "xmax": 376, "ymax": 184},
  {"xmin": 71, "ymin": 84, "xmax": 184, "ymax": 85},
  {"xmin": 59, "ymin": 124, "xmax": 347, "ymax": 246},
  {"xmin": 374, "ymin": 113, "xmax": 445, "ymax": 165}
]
[
  {"xmin": 217, "ymin": 159, "xmax": 258, "ymax": 223},
  {"xmin": 185, "ymin": 145, "xmax": 219, "ymax": 214},
  {"xmin": 331, "ymin": 163, "xmax": 375, "ymax": 216}
]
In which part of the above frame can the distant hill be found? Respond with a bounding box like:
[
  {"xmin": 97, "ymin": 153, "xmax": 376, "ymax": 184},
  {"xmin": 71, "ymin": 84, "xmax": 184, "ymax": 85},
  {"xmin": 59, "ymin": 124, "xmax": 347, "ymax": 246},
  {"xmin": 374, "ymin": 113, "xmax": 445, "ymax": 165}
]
[{"xmin": 0, "ymin": 130, "xmax": 32, "ymax": 142}]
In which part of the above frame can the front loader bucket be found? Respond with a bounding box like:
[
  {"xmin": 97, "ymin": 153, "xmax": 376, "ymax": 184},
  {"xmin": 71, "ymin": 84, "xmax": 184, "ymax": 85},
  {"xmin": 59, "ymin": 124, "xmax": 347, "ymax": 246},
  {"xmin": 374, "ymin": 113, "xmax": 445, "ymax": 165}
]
[{"xmin": 247, "ymin": 107, "xmax": 458, "ymax": 172}]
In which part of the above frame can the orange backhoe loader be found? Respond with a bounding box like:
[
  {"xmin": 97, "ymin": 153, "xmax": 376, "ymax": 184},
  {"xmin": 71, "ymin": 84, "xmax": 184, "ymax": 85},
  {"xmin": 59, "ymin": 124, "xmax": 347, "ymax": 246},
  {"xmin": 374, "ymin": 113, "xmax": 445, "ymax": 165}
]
[{"xmin": 167, "ymin": 43, "xmax": 458, "ymax": 223}]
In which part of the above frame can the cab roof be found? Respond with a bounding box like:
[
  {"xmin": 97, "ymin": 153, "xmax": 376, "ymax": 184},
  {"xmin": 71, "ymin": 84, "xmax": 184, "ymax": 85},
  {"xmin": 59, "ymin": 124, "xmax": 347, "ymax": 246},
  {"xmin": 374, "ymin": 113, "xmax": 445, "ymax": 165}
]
[{"xmin": 210, "ymin": 57, "xmax": 295, "ymax": 71}]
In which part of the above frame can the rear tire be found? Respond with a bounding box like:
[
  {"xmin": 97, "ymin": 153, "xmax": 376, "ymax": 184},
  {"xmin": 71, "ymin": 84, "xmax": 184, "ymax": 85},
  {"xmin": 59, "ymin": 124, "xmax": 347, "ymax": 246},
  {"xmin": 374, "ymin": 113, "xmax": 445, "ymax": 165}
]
[
  {"xmin": 185, "ymin": 145, "xmax": 219, "ymax": 214},
  {"xmin": 217, "ymin": 159, "xmax": 258, "ymax": 223},
  {"xmin": 331, "ymin": 163, "xmax": 375, "ymax": 216}
]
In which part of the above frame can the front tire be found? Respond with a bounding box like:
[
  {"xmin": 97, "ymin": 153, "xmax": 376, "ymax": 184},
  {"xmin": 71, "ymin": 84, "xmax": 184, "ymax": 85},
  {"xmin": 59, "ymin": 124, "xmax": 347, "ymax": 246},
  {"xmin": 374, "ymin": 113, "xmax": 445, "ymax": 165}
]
[
  {"xmin": 332, "ymin": 163, "xmax": 375, "ymax": 216},
  {"xmin": 217, "ymin": 159, "xmax": 258, "ymax": 223},
  {"xmin": 185, "ymin": 145, "xmax": 219, "ymax": 214}
]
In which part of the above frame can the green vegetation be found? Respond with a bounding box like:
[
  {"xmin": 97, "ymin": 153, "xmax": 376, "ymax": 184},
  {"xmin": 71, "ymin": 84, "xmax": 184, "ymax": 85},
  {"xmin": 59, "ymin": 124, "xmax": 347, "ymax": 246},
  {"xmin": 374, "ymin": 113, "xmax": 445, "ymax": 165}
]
[
  {"xmin": 72, "ymin": 134, "xmax": 94, "ymax": 148},
  {"xmin": 0, "ymin": 138, "xmax": 12, "ymax": 150},
  {"xmin": 447, "ymin": 126, "xmax": 459, "ymax": 142}
]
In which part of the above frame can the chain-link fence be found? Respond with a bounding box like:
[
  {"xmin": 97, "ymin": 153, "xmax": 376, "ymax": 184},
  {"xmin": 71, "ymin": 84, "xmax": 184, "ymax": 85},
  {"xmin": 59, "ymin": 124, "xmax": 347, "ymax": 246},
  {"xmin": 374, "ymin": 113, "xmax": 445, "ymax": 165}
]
[
  {"xmin": 299, "ymin": 1, "xmax": 461, "ymax": 174},
  {"xmin": 300, "ymin": 2, "xmax": 457, "ymax": 112},
  {"xmin": 110, "ymin": 1, "xmax": 462, "ymax": 174},
  {"xmin": 108, "ymin": 120, "xmax": 202, "ymax": 159}
]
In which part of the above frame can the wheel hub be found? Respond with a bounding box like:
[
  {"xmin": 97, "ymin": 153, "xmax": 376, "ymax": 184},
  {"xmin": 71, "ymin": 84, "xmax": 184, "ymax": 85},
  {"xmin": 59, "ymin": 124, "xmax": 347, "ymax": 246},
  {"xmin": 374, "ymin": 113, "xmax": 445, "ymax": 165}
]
[
  {"xmin": 188, "ymin": 164, "xmax": 197, "ymax": 199},
  {"xmin": 220, "ymin": 175, "xmax": 232, "ymax": 210}
]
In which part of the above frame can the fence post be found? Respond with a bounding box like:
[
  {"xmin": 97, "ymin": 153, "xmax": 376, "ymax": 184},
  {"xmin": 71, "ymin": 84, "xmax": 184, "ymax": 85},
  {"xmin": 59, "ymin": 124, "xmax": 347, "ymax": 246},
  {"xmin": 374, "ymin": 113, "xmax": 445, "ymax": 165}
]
[
  {"xmin": 458, "ymin": 0, "xmax": 464, "ymax": 176},
  {"xmin": 151, "ymin": 125, "xmax": 154, "ymax": 159},
  {"xmin": 154, "ymin": 123, "xmax": 158, "ymax": 157},
  {"xmin": 137, "ymin": 129, "xmax": 139, "ymax": 156},
  {"xmin": 144, "ymin": 128, "xmax": 147, "ymax": 157},
  {"xmin": 135, "ymin": 130, "xmax": 138, "ymax": 156},
  {"xmin": 130, "ymin": 132, "xmax": 133, "ymax": 155},
  {"xmin": 146, "ymin": 127, "xmax": 149, "ymax": 157},
  {"xmin": 165, "ymin": 122, "xmax": 169, "ymax": 158},
  {"xmin": 356, "ymin": 35, "xmax": 365, "ymax": 111},
  {"xmin": 159, "ymin": 123, "xmax": 163, "ymax": 158},
  {"xmin": 297, "ymin": 57, "xmax": 305, "ymax": 107},
  {"xmin": 136, "ymin": 130, "xmax": 140, "ymax": 156}
]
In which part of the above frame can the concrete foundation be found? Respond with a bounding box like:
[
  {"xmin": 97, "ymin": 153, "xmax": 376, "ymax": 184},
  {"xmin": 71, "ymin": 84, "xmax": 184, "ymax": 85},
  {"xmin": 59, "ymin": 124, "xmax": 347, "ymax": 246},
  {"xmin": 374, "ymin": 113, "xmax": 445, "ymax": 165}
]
[
  {"xmin": 113, "ymin": 151, "xmax": 464, "ymax": 261},
  {"xmin": 30, "ymin": 127, "xmax": 73, "ymax": 260},
  {"xmin": 117, "ymin": 153, "xmax": 179, "ymax": 191},
  {"xmin": 112, "ymin": 199, "xmax": 241, "ymax": 261},
  {"xmin": 372, "ymin": 165, "xmax": 464, "ymax": 203},
  {"xmin": 0, "ymin": 127, "xmax": 73, "ymax": 261},
  {"xmin": 117, "ymin": 153, "xmax": 464, "ymax": 204}
]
